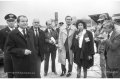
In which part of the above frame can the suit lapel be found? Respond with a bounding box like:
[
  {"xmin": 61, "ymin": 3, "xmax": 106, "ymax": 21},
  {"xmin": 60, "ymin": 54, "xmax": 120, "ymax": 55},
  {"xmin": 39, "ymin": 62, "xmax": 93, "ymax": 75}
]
[
  {"xmin": 45, "ymin": 28, "xmax": 52, "ymax": 39},
  {"xmin": 31, "ymin": 26, "xmax": 36, "ymax": 37},
  {"xmin": 62, "ymin": 28, "xmax": 67, "ymax": 35},
  {"xmin": 16, "ymin": 28, "xmax": 27, "ymax": 42},
  {"xmin": 5, "ymin": 27, "xmax": 11, "ymax": 33},
  {"xmin": 27, "ymin": 29, "xmax": 33, "ymax": 42},
  {"xmin": 38, "ymin": 28, "xmax": 43, "ymax": 37}
]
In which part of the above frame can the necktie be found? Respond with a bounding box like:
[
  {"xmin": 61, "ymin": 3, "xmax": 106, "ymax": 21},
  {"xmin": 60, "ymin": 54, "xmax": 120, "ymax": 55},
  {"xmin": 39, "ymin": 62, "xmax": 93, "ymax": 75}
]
[
  {"xmin": 66, "ymin": 27, "xmax": 70, "ymax": 37},
  {"xmin": 23, "ymin": 29, "xmax": 27, "ymax": 38},
  {"xmin": 35, "ymin": 29, "xmax": 39, "ymax": 37},
  {"xmin": 108, "ymin": 34, "xmax": 110, "ymax": 39},
  {"xmin": 23, "ymin": 29, "xmax": 25, "ymax": 35},
  {"xmin": 64, "ymin": 27, "xmax": 70, "ymax": 54},
  {"xmin": 34, "ymin": 29, "xmax": 39, "ymax": 50}
]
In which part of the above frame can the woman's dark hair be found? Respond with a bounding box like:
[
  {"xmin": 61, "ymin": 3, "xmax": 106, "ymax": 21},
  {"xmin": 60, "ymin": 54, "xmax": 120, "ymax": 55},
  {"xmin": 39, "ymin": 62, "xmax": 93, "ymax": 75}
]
[{"xmin": 76, "ymin": 20, "xmax": 87, "ymax": 29}]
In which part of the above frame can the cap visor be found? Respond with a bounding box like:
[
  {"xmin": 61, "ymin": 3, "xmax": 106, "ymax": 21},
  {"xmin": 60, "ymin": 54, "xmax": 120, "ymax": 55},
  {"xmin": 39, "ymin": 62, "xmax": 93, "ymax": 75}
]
[{"xmin": 7, "ymin": 19, "xmax": 15, "ymax": 22}]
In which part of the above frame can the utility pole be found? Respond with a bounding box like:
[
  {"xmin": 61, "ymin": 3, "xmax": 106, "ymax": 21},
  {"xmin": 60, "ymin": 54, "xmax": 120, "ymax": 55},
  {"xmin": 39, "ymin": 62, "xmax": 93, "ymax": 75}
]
[{"xmin": 55, "ymin": 12, "xmax": 58, "ymax": 27}]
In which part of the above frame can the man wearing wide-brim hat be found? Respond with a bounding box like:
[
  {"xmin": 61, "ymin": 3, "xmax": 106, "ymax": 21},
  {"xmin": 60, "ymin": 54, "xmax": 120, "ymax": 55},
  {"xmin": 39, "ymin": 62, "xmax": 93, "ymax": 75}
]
[
  {"xmin": 0, "ymin": 13, "xmax": 17, "ymax": 78},
  {"xmin": 95, "ymin": 13, "xmax": 109, "ymax": 78},
  {"xmin": 98, "ymin": 14, "xmax": 108, "ymax": 21}
]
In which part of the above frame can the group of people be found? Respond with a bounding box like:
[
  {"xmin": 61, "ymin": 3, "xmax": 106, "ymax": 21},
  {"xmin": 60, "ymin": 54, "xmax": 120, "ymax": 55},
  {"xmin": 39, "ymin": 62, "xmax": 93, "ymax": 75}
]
[
  {"xmin": 94, "ymin": 13, "xmax": 120, "ymax": 78},
  {"xmin": 0, "ymin": 13, "xmax": 120, "ymax": 78}
]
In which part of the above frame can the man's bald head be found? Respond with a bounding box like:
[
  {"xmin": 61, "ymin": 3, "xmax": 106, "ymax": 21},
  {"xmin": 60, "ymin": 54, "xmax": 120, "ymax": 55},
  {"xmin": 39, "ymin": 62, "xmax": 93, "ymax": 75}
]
[{"xmin": 32, "ymin": 18, "xmax": 40, "ymax": 29}]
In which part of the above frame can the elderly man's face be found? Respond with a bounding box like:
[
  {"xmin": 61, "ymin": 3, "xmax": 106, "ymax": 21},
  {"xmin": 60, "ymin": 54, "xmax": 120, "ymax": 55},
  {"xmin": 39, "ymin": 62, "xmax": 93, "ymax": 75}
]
[
  {"xmin": 33, "ymin": 19, "xmax": 40, "ymax": 28},
  {"xmin": 46, "ymin": 20, "xmax": 53, "ymax": 29}
]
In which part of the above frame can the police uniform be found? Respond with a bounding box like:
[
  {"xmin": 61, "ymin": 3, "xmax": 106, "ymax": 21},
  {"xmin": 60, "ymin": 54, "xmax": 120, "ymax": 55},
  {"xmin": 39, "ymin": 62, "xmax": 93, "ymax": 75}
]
[{"xmin": 0, "ymin": 13, "xmax": 17, "ymax": 78}]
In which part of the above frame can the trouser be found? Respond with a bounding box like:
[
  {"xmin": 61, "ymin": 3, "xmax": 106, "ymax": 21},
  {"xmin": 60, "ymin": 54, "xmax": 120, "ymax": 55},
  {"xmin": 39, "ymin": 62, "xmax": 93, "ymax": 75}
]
[
  {"xmin": 44, "ymin": 50, "xmax": 56, "ymax": 73},
  {"xmin": 77, "ymin": 65, "xmax": 87, "ymax": 78},
  {"xmin": 4, "ymin": 54, "xmax": 14, "ymax": 78},
  {"xmin": 61, "ymin": 52, "xmax": 73, "ymax": 73},
  {"xmin": 61, "ymin": 63, "xmax": 72, "ymax": 73},
  {"xmin": 61, "ymin": 64, "xmax": 66, "ymax": 72},
  {"xmin": 100, "ymin": 53, "xmax": 107, "ymax": 78}
]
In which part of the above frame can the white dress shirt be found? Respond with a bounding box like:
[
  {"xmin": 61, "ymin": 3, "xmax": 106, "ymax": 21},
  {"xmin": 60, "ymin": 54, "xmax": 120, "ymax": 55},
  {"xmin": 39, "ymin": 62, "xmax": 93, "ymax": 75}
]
[
  {"xmin": 34, "ymin": 28, "xmax": 39, "ymax": 36},
  {"xmin": 18, "ymin": 27, "xmax": 26, "ymax": 35}
]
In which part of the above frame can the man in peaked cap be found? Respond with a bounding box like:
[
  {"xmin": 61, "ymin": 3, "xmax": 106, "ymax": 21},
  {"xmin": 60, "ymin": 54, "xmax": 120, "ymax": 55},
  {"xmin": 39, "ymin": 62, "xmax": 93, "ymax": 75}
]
[
  {"xmin": 4, "ymin": 13, "xmax": 17, "ymax": 21},
  {"xmin": 94, "ymin": 13, "xmax": 109, "ymax": 78},
  {"xmin": 98, "ymin": 13, "xmax": 108, "ymax": 23},
  {"xmin": 0, "ymin": 13, "xmax": 17, "ymax": 78}
]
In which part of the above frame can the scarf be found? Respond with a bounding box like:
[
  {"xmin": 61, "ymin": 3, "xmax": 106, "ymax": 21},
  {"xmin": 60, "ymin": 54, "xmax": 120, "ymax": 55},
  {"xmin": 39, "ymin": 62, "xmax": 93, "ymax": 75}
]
[{"xmin": 78, "ymin": 29, "xmax": 86, "ymax": 48}]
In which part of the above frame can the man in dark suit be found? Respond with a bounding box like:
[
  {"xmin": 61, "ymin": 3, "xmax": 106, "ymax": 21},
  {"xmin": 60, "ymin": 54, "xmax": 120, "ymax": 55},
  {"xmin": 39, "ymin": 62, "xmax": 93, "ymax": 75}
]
[
  {"xmin": 0, "ymin": 13, "xmax": 17, "ymax": 78},
  {"xmin": 44, "ymin": 20, "xmax": 58, "ymax": 76},
  {"xmin": 102, "ymin": 20, "xmax": 120, "ymax": 78},
  {"xmin": 30, "ymin": 18, "xmax": 45, "ymax": 77},
  {"xmin": 5, "ymin": 15, "xmax": 41, "ymax": 78}
]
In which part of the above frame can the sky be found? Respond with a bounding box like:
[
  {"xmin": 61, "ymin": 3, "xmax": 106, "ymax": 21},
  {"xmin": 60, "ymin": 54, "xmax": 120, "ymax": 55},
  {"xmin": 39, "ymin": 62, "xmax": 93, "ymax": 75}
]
[{"xmin": 0, "ymin": 0, "xmax": 120, "ymax": 26}]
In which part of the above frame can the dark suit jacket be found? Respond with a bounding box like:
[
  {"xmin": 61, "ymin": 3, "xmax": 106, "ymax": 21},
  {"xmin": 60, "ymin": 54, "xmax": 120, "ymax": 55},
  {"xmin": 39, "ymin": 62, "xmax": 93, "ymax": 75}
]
[
  {"xmin": 71, "ymin": 30, "xmax": 95, "ymax": 69},
  {"xmin": 30, "ymin": 26, "xmax": 45, "ymax": 62},
  {"xmin": 0, "ymin": 26, "xmax": 13, "ymax": 72},
  {"xmin": 44, "ymin": 28, "xmax": 58, "ymax": 53},
  {"xmin": 104, "ymin": 29, "xmax": 120, "ymax": 69},
  {"xmin": 6, "ymin": 28, "xmax": 41, "ymax": 78},
  {"xmin": 0, "ymin": 26, "xmax": 11, "ymax": 51}
]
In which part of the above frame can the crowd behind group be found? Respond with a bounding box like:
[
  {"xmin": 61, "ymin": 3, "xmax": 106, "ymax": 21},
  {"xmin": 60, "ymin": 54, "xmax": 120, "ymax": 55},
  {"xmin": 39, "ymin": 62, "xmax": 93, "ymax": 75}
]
[{"xmin": 0, "ymin": 13, "xmax": 120, "ymax": 78}]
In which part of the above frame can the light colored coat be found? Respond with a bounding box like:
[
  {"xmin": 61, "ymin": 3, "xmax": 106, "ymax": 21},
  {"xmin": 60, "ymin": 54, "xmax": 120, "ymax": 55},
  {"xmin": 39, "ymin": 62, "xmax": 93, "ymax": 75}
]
[{"xmin": 58, "ymin": 24, "xmax": 76, "ymax": 65}]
